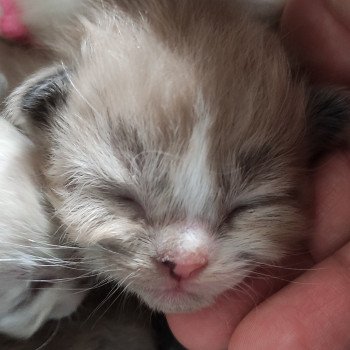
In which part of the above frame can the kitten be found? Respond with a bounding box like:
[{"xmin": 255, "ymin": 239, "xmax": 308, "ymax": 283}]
[
  {"xmin": 5, "ymin": 0, "xmax": 350, "ymax": 316},
  {"xmin": 0, "ymin": 118, "xmax": 86, "ymax": 339}
]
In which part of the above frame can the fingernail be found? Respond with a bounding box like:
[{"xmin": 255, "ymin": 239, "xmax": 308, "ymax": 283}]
[{"xmin": 326, "ymin": 0, "xmax": 350, "ymax": 30}]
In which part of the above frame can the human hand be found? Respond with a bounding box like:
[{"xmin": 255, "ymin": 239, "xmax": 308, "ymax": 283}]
[{"xmin": 167, "ymin": 1, "xmax": 350, "ymax": 348}]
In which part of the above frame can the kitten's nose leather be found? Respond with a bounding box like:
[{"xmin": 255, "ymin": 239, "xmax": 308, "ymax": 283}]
[
  {"xmin": 158, "ymin": 222, "xmax": 211, "ymax": 280},
  {"xmin": 162, "ymin": 255, "xmax": 208, "ymax": 280},
  {"xmin": 173, "ymin": 261, "xmax": 207, "ymax": 280}
]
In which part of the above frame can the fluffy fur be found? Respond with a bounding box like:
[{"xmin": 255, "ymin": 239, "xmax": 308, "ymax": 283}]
[
  {"xmin": 5, "ymin": 0, "xmax": 313, "ymax": 314},
  {"xmin": 0, "ymin": 288, "xmax": 158, "ymax": 350},
  {"xmin": 0, "ymin": 118, "xmax": 85, "ymax": 338},
  {"xmin": 4, "ymin": 0, "xmax": 349, "ymax": 322}
]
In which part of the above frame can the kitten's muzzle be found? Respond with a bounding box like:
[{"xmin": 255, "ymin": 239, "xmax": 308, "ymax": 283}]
[
  {"xmin": 155, "ymin": 222, "xmax": 211, "ymax": 281},
  {"xmin": 160, "ymin": 255, "xmax": 208, "ymax": 281}
]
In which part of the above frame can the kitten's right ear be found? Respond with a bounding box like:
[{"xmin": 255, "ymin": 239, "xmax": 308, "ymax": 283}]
[
  {"xmin": 307, "ymin": 87, "xmax": 350, "ymax": 162},
  {"xmin": 4, "ymin": 66, "xmax": 70, "ymax": 134}
]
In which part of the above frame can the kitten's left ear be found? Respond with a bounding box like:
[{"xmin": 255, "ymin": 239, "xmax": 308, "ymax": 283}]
[
  {"xmin": 307, "ymin": 87, "xmax": 350, "ymax": 162},
  {"xmin": 4, "ymin": 66, "xmax": 70, "ymax": 134},
  {"xmin": 21, "ymin": 68, "xmax": 70, "ymax": 126}
]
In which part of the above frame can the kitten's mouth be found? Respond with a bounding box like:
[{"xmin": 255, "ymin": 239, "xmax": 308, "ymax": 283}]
[
  {"xmin": 158, "ymin": 285, "xmax": 191, "ymax": 298},
  {"xmin": 141, "ymin": 283, "xmax": 213, "ymax": 313}
]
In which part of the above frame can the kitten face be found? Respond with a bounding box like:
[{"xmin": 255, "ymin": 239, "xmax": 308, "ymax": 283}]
[
  {"xmin": 6, "ymin": 1, "xmax": 311, "ymax": 313},
  {"xmin": 0, "ymin": 119, "xmax": 85, "ymax": 338}
]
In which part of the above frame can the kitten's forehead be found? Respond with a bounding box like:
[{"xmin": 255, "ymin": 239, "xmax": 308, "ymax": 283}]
[
  {"xmin": 59, "ymin": 4, "xmax": 306, "ymax": 222},
  {"xmin": 72, "ymin": 5, "xmax": 306, "ymax": 149}
]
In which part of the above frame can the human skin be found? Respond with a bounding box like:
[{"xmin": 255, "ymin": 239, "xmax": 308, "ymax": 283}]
[{"xmin": 167, "ymin": 1, "xmax": 350, "ymax": 349}]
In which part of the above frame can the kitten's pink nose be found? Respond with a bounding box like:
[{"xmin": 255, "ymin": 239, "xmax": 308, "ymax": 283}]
[{"xmin": 162, "ymin": 255, "xmax": 208, "ymax": 281}]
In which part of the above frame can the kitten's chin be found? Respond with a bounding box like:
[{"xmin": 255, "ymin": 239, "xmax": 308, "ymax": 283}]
[{"xmin": 136, "ymin": 287, "xmax": 215, "ymax": 313}]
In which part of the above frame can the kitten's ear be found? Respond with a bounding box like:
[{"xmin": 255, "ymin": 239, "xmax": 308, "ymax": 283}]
[
  {"xmin": 307, "ymin": 87, "xmax": 350, "ymax": 162},
  {"xmin": 21, "ymin": 68, "xmax": 69, "ymax": 126},
  {"xmin": 5, "ymin": 66, "xmax": 70, "ymax": 133}
]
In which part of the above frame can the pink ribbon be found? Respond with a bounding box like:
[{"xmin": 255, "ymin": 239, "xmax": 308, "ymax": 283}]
[{"xmin": 0, "ymin": 0, "xmax": 29, "ymax": 41}]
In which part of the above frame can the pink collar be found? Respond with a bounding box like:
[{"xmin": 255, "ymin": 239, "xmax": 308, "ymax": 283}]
[{"xmin": 0, "ymin": 0, "xmax": 29, "ymax": 41}]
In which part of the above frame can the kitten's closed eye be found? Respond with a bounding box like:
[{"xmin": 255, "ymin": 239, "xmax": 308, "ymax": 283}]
[
  {"xmin": 30, "ymin": 280, "xmax": 54, "ymax": 291},
  {"xmin": 97, "ymin": 238, "xmax": 133, "ymax": 255},
  {"xmin": 224, "ymin": 195, "xmax": 292, "ymax": 223},
  {"xmin": 115, "ymin": 195, "xmax": 144, "ymax": 211},
  {"xmin": 225, "ymin": 203, "xmax": 256, "ymax": 221},
  {"xmin": 102, "ymin": 187, "xmax": 147, "ymax": 219}
]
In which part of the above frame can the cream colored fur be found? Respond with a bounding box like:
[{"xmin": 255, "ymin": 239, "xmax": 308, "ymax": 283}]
[
  {"xmin": 0, "ymin": 119, "xmax": 85, "ymax": 338},
  {"xmin": 5, "ymin": 0, "xmax": 308, "ymax": 314},
  {"xmin": 1, "ymin": 3, "xmax": 313, "ymax": 350}
]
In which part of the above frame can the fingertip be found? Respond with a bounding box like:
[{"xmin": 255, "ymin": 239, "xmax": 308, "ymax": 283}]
[
  {"xmin": 166, "ymin": 263, "xmax": 307, "ymax": 349},
  {"xmin": 166, "ymin": 296, "xmax": 239, "ymax": 350},
  {"xmin": 281, "ymin": 0, "xmax": 350, "ymax": 85},
  {"xmin": 312, "ymin": 151, "xmax": 350, "ymax": 261},
  {"xmin": 229, "ymin": 243, "xmax": 350, "ymax": 350}
]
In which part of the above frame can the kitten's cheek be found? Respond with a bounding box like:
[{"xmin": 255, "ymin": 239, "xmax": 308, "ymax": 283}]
[{"xmin": 281, "ymin": 0, "xmax": 350, "ymax": 85}]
